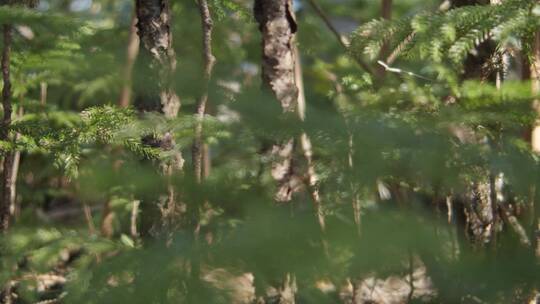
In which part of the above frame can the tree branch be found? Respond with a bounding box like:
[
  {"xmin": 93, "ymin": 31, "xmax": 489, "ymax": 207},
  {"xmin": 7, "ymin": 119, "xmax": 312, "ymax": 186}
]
[
  {"xmin": 305, "ymin": 0, "xmax": 374, "ymax": 74},
  {"xmin": 193, "ymin": 0, "xmax": 216, "ymax": 183},
  {"xmin": 119, "ymin": 12, "xmax": 139, "ymax": 108}
]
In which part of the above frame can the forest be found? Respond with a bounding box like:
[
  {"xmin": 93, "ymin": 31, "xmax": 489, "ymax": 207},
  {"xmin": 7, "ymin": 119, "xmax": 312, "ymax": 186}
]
[{"xmin": 0, "ymin": 0, "xmax": 539, "ymax": 303}]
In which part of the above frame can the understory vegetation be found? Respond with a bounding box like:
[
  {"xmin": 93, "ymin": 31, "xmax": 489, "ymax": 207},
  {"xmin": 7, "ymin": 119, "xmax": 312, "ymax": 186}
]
[{"xmin": 0, "ymin": 0, "xmax": 539, "ymax": 303}]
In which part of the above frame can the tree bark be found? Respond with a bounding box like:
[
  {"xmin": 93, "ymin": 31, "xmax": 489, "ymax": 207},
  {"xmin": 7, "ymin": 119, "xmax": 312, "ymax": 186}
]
[
  {"xmin": 255, "ymin": 0, "xmax": 302, "ymax": 203},
  {"xmin": 446, "ymin": 0, "xmax": 500, "ymax": 246},
  {"xmin": 1, "ymin": 24, "xmax": 13, "ymax": 233},
  {"xmin": 531, "ymin": 33, "xmax": 540, "ymax": 153},
  {"xmin": 294, "ymin": 44, "xmax": 325, "ymax": 231},
  {"xmin": 531, "ymin": 30, "xmax": 540, "ymax": 258},
  {"xmin": 254, "ymin": 0, "xmax": 298, "ymax": 113},
  {"xmin": 8, "ymin": 103, "xmax": 22, "ymax": 220},
  {"xmin": 135, "ymin": 0, "xmax": 183, "ymax": 232},
  {"xmin": 135, "ymin": 0, "xmax": 180, "ymax": 118},
  {"xmin": 119, "ymin": 12, "xmax": 140, "ymax": 108},
  {"xmin": 254, "ymin": 2, "xmax": 301, "ymax": 302},
  {"xmin": 193, "ymin": 0, "xmax": 216, "ymax": 183}
]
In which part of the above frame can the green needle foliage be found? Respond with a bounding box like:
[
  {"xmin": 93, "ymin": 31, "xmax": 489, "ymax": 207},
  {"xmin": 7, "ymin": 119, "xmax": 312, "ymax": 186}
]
[{"xmin": 0, "ymin": 0, "xmax": 539, "ymax": 303}]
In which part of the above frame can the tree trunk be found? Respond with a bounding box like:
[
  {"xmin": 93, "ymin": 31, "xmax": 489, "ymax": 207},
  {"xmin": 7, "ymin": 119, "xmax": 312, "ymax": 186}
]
[
  {"xmin": 531, "ymin": 30, "xmax": 540, "ymax": 258},
  {"xmin": 254, "ymin": 0, "xmax": 324, "ymax": 226},
  {"xmin": 135, "ymin": 0, "xmax": 183, "ymax": 232},
  {"xmin": 255, "ymin": 0, "xmax": 301, "ymax": 203},
  {"xmin": 446, "ymin": 0, "xmax": 499, "ymax": 246},
  {"xmin": 1, "ymin": 24, "xmax": 13, "ymax": 233},
  {"xmin": 193, "ymin": 0, "xmax": 216, "ymax": 183},
  {"xmin": 254, "ymin": 2, "xmax": 300, "ymax": 302},
  {"xmin": 8, "ymin": 104, "xmax": 22, "ymax": 220},
  {"xmin": 119, "ymin": 12, "xmax": 140, "ymax": 108},
  {"xmin": 293, "ymin": 44, "xmax": 325, "ymax": 231},
  {"xmin": 135, "ymin": 0, "xmax": 180, "ymax": 118},
  {"xmin": 531, "ymin": 34, "xmax": 540, "ymax": 153},
  {"xmin": 254, "ymin": 0, "xmax": 298, "ymax": 113}
]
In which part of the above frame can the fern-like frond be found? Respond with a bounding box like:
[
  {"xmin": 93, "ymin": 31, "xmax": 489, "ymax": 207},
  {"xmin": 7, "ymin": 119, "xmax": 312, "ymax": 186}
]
[{"xmin": 349, "ymin": 0, "xmax": 537, "ymax": 68}]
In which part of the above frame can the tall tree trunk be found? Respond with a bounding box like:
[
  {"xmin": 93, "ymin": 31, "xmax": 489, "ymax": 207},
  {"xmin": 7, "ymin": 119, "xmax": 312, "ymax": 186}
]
[
  {"xmin": 255, "ymin": 0, "xmax": 300, "ymax": 203},
  {"xmin": 254, "ymin": 0, "xmax": 298, "ymax": 113},
  {"xmin": 186, "ymin": 2, "xmax": 216, "ymax": 301},
  {"xmin": 446, "ymin": 0, "xmax": 499, "ymax": 246},
  {"xmin": 1, "ymin": 24, "xmax": 13, "ymax": 233},
  {"xmin": 381, "ymin": 0, "xmax": 392, "ymax": 20},
  {"xmin": 254, "ymin": 1, "xmax": 299, "ymax": 302},
  {"xmin": 531, "ymin": 34, "xmax": 540, "ymax": 154},
  {"xmin": 135, "ymin": 0, "xmax": 183, "ymax": 232},
  {"xmin": 119, "ymin": 12, "xmax": 140, "ymax": 108},
  {"xmin": 135, "ymin": 0, "xmax": 180, "ymax": 118},
  {"xmin": 531, "ymin": 30, "xmax": 540, "ymax": 258},
  {"xmin": 8, "ymin": 103, "xmax": 22, "ymax": 220},
  {"xmin": 254, "ymin": 0, "xmax": 325, "ymax": 228}
]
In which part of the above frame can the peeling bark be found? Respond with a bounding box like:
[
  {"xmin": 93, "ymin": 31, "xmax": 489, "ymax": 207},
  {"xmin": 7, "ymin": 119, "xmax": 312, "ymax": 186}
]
[
  {"xmin": 135, "ymin": 0, "xmax": 183, "ymax": 231},
  {"xmin": 254, "ymin": 2, "xmax": 305, "ymax": 302},
  {"xmin": 446, "ymin": 0, "xmax": 501, "ymax": 247},
  {"xmin": 202, "ymin": 268, "xmax": 256, "ymax": 304},
  {"xmin": 254, "ymin": 0, "xmax": 325, "ymax": 227},
  {"xmin": 255, "ymin": 0, "xmax": 301, "ymax": 204},
  {"xmin": 134, "ymin": 0, "xmax": 183, "ymax": 165},
  {"xmin": 269, "ymin": 139, "xmax": 300, "ymax": 203},
  {"xmin": 135, "ymin": 0, "xmax": 180, "ymax": 117},
  {"xmin": 465, "ymin": 178, "xmax": 497, "ymax": 245},
  {"xmin": 254, "ymin": 0, "xmax": 298, "ymax": 113},
  {"xmin": 347, "ymin": 266, "xmax": 436, "ymax": 304}
]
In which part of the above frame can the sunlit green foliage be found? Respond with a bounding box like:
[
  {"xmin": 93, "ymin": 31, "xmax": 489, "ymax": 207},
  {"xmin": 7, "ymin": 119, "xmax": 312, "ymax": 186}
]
[{"xmin": 1, "ymin": 0, "xmax": 539, "ymax": 303}]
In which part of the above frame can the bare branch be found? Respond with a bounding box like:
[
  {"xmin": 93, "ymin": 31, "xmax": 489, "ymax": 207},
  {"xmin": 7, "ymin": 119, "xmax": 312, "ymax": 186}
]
[
  {"xmin": 305, "ymin": 0, "xmax": 374, "ymax": 74},
  {"xmin": 193, "ymin": 0, "xmax": 216, "ymax": 183},
  {"xmin": 130, "ymin": 200, "xmax": 140, "ymax": 239},
  {"xmin": 119, "ymin": 13, "xmax": 140, "ymax": 108}
]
